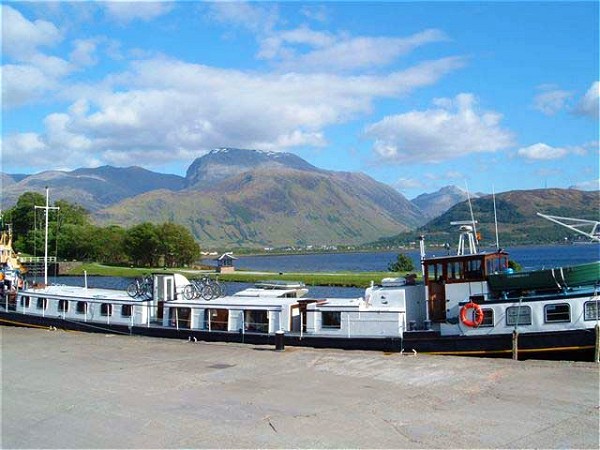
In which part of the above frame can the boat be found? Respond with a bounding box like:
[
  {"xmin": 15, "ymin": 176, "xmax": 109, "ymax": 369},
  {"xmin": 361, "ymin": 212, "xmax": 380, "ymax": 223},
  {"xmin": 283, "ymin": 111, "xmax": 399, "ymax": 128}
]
[
  {"xmin": 1, "ymin": 203, "xmax": 599, "ymax": 360},
  {"xmin": 0, "ymin": 222, "xmax": 25, "ymax": 298},
  {"xmin": 487, "ymin": 261, "xmax": 600, "ymax": 293}
]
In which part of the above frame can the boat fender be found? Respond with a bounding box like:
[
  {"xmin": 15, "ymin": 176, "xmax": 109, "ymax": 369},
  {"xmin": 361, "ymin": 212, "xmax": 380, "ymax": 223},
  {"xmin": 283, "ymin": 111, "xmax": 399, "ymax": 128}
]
[{"xmin": 460, "ymin": 302, "xmax": 484, "ymax": 328}]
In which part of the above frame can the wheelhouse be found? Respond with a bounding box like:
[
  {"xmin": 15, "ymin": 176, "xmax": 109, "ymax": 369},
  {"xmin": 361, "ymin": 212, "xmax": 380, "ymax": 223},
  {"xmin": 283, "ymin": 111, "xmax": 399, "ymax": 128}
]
[{"xmin": 424, "ymin": 251, "xmax": 509, "ymax": 322}]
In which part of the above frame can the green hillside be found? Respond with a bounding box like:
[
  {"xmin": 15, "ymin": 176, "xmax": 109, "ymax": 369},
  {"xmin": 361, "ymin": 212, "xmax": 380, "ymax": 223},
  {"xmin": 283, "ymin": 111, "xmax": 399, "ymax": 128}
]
[
  {"xmin": 95, "ymin": 167, "xmax": 423, "ymax": 248},
  {"xmin": 371, "ymin": 188, "xmax": 600, "ymax": 246}
]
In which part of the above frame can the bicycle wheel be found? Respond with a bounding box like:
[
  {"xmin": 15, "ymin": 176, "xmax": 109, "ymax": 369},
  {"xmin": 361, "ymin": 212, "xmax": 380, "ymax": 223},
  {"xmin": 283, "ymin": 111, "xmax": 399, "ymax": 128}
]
[
  {"xmin": 183, "ymin": 284, "xmax": 195, "ymax": 300},
  {"xmin": 214, "ymin": 281, "xmax": 226, "ymax": 297},
  {"xmin": 126, "ymin": 282, "xmax": 138, "ymax": 298},
  {"xmin": 200, "ymin": 284, "xmax": 214, "ymax": 300}
]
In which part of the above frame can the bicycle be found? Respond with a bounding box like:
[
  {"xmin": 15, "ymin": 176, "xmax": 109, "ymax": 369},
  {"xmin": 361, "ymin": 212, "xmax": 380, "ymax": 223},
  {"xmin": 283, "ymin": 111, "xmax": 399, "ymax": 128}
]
[
  {"xmin": 183, "ymin": 276, "xmax": 226, "ymax": 300},
  {"xmin": 126, "ymin": 275, "xmax": 153, "ymax": 298}
]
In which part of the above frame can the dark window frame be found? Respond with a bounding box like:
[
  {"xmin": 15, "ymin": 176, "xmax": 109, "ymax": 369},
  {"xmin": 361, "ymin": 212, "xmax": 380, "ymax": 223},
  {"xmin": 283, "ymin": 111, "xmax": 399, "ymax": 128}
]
[
  {"xmin": 322, "ymin": 311, "xmax": 342, "ymax": 329},
  {"xmin": 100, "ymin": 303, "xmax": 113, "ymax": 316},
  {"xmin": 121, "ymin": 304, "xmax": 133, "ymax": 317},
  {"xmin": 506, "ymin": 305, "xmax": 532, "ymax": 326},
  {"xmin": 36, "ymin": 297, "xmax": 48, "ymax": 310},
  {"xmin": 584, "ymin": 300, "xmax": 600, "ymax": 321},
  {"xmin": 544, "ymin": 303, "xmax": 570, "ymax": 324},
  {"xmin": 76, "ymin": 301, "xmax": 88, "ymax": 314}
]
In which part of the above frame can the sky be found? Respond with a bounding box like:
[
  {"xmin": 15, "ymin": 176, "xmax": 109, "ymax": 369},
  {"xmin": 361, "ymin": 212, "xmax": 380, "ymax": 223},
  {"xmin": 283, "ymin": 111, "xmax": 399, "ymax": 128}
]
[{"xmin": 2, "ymin": 1, "xmax": 599, "ymax": 199}]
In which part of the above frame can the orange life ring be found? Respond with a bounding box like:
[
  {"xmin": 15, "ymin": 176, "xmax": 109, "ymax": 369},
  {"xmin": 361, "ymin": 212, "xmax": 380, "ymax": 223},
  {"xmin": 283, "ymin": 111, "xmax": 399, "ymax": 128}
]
[{"xmin": 460, "ymin": 302, "xmax": 484, "ymax": 327}]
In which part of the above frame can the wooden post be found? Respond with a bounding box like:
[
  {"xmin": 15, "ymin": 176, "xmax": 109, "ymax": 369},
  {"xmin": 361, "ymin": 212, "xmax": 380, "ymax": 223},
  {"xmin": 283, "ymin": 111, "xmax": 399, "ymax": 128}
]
[{"xmin": 512, "ymin": 330, "xmax": 519, "ymax": 360}]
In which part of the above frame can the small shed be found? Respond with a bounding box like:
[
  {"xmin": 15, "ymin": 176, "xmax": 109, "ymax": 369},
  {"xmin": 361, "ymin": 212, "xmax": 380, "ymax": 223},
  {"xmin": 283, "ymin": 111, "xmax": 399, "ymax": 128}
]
[{"xmin": 215, "ymin": 252, "xmax": 237, "ymax": 273}]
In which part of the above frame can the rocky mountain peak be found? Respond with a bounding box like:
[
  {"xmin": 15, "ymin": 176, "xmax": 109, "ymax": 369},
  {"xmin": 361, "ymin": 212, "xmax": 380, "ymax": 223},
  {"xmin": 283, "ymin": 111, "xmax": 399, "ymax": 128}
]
[{"xmin": 185, "ymin": 148, "xmax": 321, "ymax": 188}]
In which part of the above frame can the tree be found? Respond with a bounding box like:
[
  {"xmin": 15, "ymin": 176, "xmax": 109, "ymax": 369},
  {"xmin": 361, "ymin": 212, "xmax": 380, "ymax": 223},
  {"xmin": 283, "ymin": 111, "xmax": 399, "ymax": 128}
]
[
  {"xmin": 388, "ymin": 253, "xmax": 415, "ymax": 272},
  {"xmin": 123, "ymin": 223, "xmax": 161, "ymax": 267},
  {"xmin": 6, "ymin": 192, "xmax": 46, "ymax": 253},
  {"xmin": 159, "ymin": 222, "xmax": 200, "ymax": 267},
  {"xmin": 55, "ymin": 200, "xmax": 90, "ymax": 227},
  {"xmin": 94, "ymin": 225, "xmax": 127, "ymax": 264}
]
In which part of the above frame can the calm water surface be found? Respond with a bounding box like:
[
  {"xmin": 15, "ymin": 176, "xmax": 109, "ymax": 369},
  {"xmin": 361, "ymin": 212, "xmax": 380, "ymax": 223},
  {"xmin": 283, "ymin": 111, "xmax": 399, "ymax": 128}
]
[{"xmin": 206, "ymin": 243, "xmax": 600, "ymax": 273}]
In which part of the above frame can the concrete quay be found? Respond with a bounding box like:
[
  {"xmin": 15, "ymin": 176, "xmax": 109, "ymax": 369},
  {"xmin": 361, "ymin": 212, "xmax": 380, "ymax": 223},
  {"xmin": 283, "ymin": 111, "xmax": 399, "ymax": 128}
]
[{"xmin": 2, "ymin": 327, "xmax": 599, "ymax": 449}]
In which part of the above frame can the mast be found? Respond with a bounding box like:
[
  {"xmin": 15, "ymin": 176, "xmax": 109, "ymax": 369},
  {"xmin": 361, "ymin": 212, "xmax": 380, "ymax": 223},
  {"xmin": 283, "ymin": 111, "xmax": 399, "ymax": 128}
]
[
  {"xmin": 492, "ymin": 186, "xmax": 500, "ymax": 250},
  {"xmin": 34, "ymin": 187, "xmax": 59, "ymax": 285}
]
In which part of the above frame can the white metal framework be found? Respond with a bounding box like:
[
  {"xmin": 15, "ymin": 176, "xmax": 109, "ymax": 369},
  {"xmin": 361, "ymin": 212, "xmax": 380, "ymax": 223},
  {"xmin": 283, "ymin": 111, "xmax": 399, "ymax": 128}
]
[{"xmin": 537, "ymin": 213, "xmax": 600, "ymax": 242}]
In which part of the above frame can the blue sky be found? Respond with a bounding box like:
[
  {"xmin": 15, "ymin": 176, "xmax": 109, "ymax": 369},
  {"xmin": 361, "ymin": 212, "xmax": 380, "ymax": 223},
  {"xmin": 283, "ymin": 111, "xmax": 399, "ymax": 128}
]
[{"xmin": 2, "ymin": 1, "xmax": 598, "ymax": 199}]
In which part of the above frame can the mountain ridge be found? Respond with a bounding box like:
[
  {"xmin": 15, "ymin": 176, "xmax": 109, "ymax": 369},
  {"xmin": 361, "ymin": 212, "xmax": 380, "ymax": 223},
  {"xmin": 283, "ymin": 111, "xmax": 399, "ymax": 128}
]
[{"xmin": 3, "ymin": 149, "xmax": 597, "ymax": 247}]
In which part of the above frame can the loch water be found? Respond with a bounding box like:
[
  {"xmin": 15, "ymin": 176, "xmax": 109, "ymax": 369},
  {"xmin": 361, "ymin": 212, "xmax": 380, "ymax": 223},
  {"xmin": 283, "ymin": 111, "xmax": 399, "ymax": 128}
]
[{"xmin": 212, "ymin": 243, "xmax": 600, "ymax": 273}]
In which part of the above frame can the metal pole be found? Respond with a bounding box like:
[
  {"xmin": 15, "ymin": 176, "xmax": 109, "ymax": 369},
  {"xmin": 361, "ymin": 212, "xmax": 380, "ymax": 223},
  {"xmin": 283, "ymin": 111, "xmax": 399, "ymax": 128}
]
[{"xmin": 44, "ymin": 188, "xmax": 49, "ymax": 285}]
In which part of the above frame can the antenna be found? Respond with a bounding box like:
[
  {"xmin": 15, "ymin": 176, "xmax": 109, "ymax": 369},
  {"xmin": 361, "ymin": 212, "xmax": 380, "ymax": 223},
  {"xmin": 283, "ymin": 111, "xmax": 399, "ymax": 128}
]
[
  {"xmin": 34, "ymin": 187, "xmax": 60, "ymax": 285},
  {"xmin": 492, "ymin": 185, "xmax": 500, "ymax": 250},
  {"xmin": 464, "ymin": 181, "xmax": 478, "ymax": 250}
]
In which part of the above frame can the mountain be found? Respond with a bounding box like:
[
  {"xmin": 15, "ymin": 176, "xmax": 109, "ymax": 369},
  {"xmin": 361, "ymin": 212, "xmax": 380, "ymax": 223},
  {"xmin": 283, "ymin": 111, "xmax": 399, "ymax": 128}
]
[
  {"xmin": 96, "ymin": 163, "xmax": 424, "ymax": 248},
  {"xmin": 1, "ymin": 166, "xmax": 185, "ymax": 211},
  {"xmin": 411, "ymin": 185, "xmax": 479, "ymax": 218},
  {"xmin": 374, "ymin": 188, "xmax": 600, "ymax": 246},
  {"xmin": 185, "ymin": 148, "xmax": 323, "ymax": 188}
]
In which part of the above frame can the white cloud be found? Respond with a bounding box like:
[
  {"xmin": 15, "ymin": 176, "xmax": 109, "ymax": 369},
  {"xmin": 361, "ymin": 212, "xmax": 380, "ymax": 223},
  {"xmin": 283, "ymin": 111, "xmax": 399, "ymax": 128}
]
[
  {"xmin": 2, "ymin": 64, "xmax": 59, "ymax": 108},
  {"xmin": 365, "ymin": 93, "xmax": 514, "ymax": 164},
  {"xmin": 569, "ymin": 179, "xmax": 600, "ymax": 191},
  {"xmin": 206, "ymin": 1, "xmax": 279, "ymax": 35},
  {"xmin": 517, "ymin": 142, "xmax": 587, "ymax": 161},
  {"xmin": 393, "ymin": 178, "xmax": 425, "ymax": 190},
  {"xmin": 576, "ymin": 81, "xmax": 599, "ymax": 118},
  {"xmin": 103, "ymin": 1, "xmax": 173, "ymax": 24},
  {"xmin": 1, "ymin": 5, "xmax": 63, "ymax": 59},
  {"xmin": 3, "ymin": 55, "xmax": 464, "ymax": 171},
  {"xmin": 207, "ymin": 2, "xmax": 448, "ymax": 73},
  {"xmin": 70, "ymin": 39, "xmax": 99, "ymax": 67},
  {"xmin": 1, "ymin": 6, "xmax": 75, "ymax": 108},
  {"xmin": 533, "ymin": 85, "xmax": 572, "ymax": 115},
  {"xmin": 263, "ymin": 28, "xmax": 449, "ymax": 72}
]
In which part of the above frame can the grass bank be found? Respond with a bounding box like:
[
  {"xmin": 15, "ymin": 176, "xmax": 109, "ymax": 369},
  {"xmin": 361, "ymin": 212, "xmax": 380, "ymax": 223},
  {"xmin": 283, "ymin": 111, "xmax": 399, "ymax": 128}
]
[{"xmin": 65, "ymin": 263, "xmax": 411, "ymax": 288}]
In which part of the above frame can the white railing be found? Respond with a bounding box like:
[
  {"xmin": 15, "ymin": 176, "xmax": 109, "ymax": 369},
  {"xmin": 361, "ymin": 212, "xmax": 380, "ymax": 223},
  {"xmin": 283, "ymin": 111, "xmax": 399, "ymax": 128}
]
[{"xmin": 20, "ymin": 256, "xmax": 58, "ymax": 263}]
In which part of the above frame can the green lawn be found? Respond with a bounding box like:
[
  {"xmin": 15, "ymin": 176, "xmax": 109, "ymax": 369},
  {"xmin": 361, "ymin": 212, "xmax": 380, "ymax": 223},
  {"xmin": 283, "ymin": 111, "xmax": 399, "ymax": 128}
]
[{"xmin": 65, "ymin": 263, "xmax": 416, "ymax": 288}]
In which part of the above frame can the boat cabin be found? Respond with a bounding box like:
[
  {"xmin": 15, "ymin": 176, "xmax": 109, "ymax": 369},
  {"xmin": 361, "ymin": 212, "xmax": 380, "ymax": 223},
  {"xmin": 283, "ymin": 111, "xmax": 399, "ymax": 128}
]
[{"xmin": 424, "ymin": 251, "xmax": 509, "ymax": 322}]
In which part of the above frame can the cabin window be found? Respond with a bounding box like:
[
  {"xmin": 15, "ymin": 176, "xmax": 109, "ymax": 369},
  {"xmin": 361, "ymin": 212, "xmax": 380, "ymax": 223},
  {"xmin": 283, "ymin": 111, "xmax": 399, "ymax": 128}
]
[
  {"xmin": 322, "ymin": 311, "xmax": 341, "ymax": 329},
  {"xmin": 100, "ymin": 303, "xmax": 113, "ymax": 316},
  {"xmin": 544, "ymin": 303, "xmax": 570, "ymax": 323},
  {"xmin": 20, "ymin": 296, "xmax": 30, "ymax": 308},
  {"xmin": 584, "ymin": 300, "xmax": 600, "ymax": 321},
  {"xmin": 447, "ymin": 262, "xmax": 463, "ymax": 281},
  {"xmin": 465, "ymin": 259, "xmax": 483, "ymax": 280},
  {"xmin": 245, "ymin": 310, "xmax": 269, "ymax": 332},
  {"xmin": 506, "ymin": 305, "xmax": 531, "ymax": 326},
  {"xmin": 36, "ymin": 297, "xmax": 48, "ymax": 310},
  {"xmin": 121, "ymin": 304, "xmax": 133, "ymax": 317},
  {"xmin": 76, "ymin": 301, "xmax": 88, "ymax": 314},
  {"xmin": 58, "ymin": 299, "xmax": 69, "ymax": 313},
  {"xmin": 486, "ymin": 256, "xmax": 508, "ymax": 275},
  {"xmin": 208, "ymin": 309, "xmax": 229, "ymax": 331},
  {"xmin": 426, "ymin": 263, "xmax": 444, "ymax": 281},
  {"xmin": 480, "ymin": 309, "xmax": 494, "ymax": 327},
  {"xmin": 169, "ymin": 307, "xmax": 191, "ymax": 329}
]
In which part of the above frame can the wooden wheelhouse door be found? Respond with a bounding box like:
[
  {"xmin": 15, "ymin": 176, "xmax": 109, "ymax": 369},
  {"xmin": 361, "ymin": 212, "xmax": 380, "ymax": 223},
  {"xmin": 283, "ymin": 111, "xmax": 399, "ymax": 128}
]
[{"xmin": 426, "ymin": 262, "xmax": 446, "ymax": 322}]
